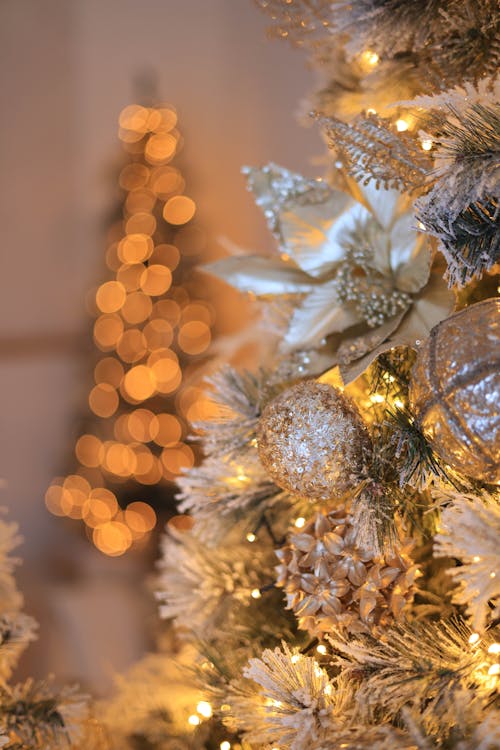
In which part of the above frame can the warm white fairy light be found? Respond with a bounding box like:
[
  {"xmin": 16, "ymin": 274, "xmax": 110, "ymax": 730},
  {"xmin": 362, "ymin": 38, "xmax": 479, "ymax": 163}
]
[
  {"xmin": 361, "ymin": 50, "xmax": 379, "ymax": 67},
  {"xmin": 488, "ymin": 643, "xmax": 500, "ymax": 654},
  {"xmin": 473, "ymin": 555, "xmax": 481, "ymax": 562},
  {"xmin": 196, "ymin": 700, "xmax": 212, "ymax": 718},
  {"xmin": 421, "ymin": 138, "xmax": 433, "ymax": 151},
  {"xmin": 393, "ymin": 398, "xmax": 404, "ymax": 409},
  {"xmin": 251, "ymin": 588, "xmax": 262, "ymax": 599},
  {"xmin": 246, "ymin": 532, "xmax": 256, "ymax": 543},
  {"xmin": 490, "ymin": 572, "xmax": 496, "ymax": 578},
  {"xmin": 291, "ymin": 654, "xmax": 300, "ymax": 663},
  {"xmin": 220, "ymin": 742, "xmax": 231, "ymax": 750},
  {"xmin": 294, "ymin": 517, "xmax": 306, "ymax": 528},
  {"xmin": 469, "ymin": 632, "xmax": 480, "ymax": 645},
  {"xmin": 316, "ymin": 644, "xmax": 327, "ymax": 655},
  {"xmin": 396, "ymin": 118, "xmax": 409, "ymax": 132},
  {"xmin": 188, "ymin": 714, "xmax": 201, "ymax": 726},
  {"xmin": 488, "ymin": 664, "xmax": 500, "ymax": 676},
  {"xmin": 370, "ymin": 393, "xmax": 385, "ymax": 404}
]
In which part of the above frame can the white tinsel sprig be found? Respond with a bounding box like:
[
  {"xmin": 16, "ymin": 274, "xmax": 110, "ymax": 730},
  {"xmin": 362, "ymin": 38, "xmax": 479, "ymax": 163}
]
[
  {"xmin": 225, "ymin": 642, "xmax": 342, "ymax": 750},
  {"xmin": 434, "ymin": 490, "xmax": 500, "ymax": 632}
]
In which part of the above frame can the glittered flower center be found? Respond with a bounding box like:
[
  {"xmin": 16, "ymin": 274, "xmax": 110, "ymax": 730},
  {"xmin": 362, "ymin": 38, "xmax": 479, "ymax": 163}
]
[{"xmin": 336, "ymin": 245, "xmax": 412, "ymax": 328}]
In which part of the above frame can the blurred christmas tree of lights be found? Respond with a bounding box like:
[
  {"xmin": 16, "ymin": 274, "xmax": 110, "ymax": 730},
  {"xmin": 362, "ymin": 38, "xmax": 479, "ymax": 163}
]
[{"xmin": 46, "ymin": 102, "xmax": 216, "ymax": 557}]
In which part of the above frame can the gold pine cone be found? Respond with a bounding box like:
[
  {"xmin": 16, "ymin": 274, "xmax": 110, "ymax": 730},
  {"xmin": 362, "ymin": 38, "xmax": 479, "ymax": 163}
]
[{"xmin": 275, "ymin": 508, "xmax": 417, "ymax": 638}]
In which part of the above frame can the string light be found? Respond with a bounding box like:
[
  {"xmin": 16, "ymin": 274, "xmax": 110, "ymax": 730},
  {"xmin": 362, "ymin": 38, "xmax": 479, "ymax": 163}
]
[
  {"xmin": 251, "ymin": 588, "xmax": 262, "ymax": 599},
  {"xmin": 196, "ymin": 701, "xmax": 213, "ymax": 718},
  {"xmin": 294, "ymin": 517, "xmax": 306, "ymax": 528},
  {"xmin": 220, "ymin": 742, "xmax": 231, "ymax": 750},
  {"xmin": 360, "ymin": 50, "xmax": 379, "ymax": 68},
  {"xmin": 316, "ymin": 644, "xmax": 327, "ymax": 655},
  {"xmin": 46, "ymin": 102, "xmax": 213, "ymax": 556},
  {"xmin": 188, "ymin": 714, "xmax": 200, "ymax": 726},
  {"xmin": 421, "ymin": 138, "xmax": 433, "ymax": 151},
  {"xmin": 469, "ymin": 633, "xmax": 480, "ymax": 645},
  {"xmin": 396, "ymin": 118, "xmax": 409, "ymax": 132},
  {"xmin": 488, "ymin": 643, "xmax": 500, "ymax": 654},
  {"xmin": 246, "ymin": 532, "xmax": 256, "ymax": 543}
]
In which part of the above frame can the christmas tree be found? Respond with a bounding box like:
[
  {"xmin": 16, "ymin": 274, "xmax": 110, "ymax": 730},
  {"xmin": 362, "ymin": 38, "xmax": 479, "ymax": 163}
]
[
  {"xmin": 46, "ymin": 101, "xmax": 214, "ymax": 557},
  {"xmin": 1, "ymin": 1, "xmax": 499, "ymax": 749},
  {"xmin": 113, "ymin": 2, "xmax": 498, "ymax": 749}
]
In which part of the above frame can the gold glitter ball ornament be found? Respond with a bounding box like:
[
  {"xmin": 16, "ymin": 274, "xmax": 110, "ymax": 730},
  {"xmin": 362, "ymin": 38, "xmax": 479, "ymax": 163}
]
[
  {"xmin": 275, "ymin": 508, "xmax": 416, "ymax": 637},
  {"xmin": 410, "ymin": 298, "xmax": 500, "ymax": 484},
  {"xmin": 257, "ymin": 381, "xmax": 372, "ymax": 501}
]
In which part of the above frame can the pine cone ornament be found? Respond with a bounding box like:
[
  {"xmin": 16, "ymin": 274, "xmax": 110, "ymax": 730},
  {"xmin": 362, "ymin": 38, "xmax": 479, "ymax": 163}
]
[
  {"xmin": 257, "ymin": 381, "xmax": 372, "ymax": 501},
  {"xmin": 410, "ymin": 298, "xmax": 500, "ymax": 484},
  {"xmin": 275, "ymin": 508, "xmax": 416, "ymax": 637}
]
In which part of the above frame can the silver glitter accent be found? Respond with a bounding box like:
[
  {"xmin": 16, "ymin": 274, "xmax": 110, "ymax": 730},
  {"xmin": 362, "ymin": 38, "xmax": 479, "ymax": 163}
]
[
  {"xmin": 257, "ymin": 381, "xmax": 372, "ymax": 501},
  {"xmin": 410, "ymin": 298, "xmax": 500, "ymax": 483}
]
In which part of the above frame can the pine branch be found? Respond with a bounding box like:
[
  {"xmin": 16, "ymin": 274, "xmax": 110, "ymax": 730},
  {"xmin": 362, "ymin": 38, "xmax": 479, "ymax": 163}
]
[
  {"xmin": 417, "ymin": 101, "xmax": 500, "ymax": 286},
  {"xmin": 321, "ymin": 112, "xmax": 432, "ymax": 190},
  {"xmin": 193, "ymin": 366, "xmax": 283, "ymax": 460},
  {"xmin": 0, "ymin": 680, "xmax": 89, "ymax": 750},
  {"xmin": 434, "ymin": 489, "xmax": 500, "ymax": 632},
  {"xmin": 327, "ymin": 619, "xmax": 500, "ymax": 736}
]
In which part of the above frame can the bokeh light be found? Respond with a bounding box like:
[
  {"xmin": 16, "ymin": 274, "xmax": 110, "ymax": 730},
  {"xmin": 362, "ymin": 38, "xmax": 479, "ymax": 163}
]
[
  {"xmin": 162, "ymin": 195, "xmax": 196, "ymax": 225},
  {"xmin": 48, "ymin": 103, "xmax": 213, "ymax": 555}
]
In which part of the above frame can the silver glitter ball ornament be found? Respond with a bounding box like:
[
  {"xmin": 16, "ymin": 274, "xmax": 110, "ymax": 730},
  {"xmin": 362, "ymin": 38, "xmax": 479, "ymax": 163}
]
[
  {"xmin": 257, "ymin": 381, "xmax": 372, "ymax": 501},
  {"xmin": 410, "ymin": 298, "xmax": 500, "ymax": 484}
]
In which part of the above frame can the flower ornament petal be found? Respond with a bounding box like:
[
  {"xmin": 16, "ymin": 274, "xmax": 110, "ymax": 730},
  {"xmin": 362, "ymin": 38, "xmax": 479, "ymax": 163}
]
[
  {"xmin": 355, "ymin": 180, "xmax": 403, "ymax": 230},
  {"xmin": 283, "ymin": 281, "xmax": 363, "ymax": 350},
  {"xmin": 280, "ymin": 194, "xmax": 366, "ymax": 276},
  {"xmin": 390, "ymin": 217, "xmax": 431, "ymax": 293},
  {"xmin": 206, "ymin": 254, "xmax": 313, "ymax": 295}
]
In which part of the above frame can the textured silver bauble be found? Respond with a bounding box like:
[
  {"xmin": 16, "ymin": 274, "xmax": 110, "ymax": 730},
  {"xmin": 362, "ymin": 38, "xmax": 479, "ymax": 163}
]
[
  {"xmin": 257, "ymin": 381, "xmax": 372, "ymax": 501},
  {"xmin": 410, "ymin": 298, "xmax": 500, "ymax": 484}
]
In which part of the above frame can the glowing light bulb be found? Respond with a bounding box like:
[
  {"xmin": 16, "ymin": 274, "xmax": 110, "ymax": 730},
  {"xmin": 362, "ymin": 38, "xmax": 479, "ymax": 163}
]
[
  {"xmin": 197, "ymin": 701, "xmax": 212, "ymax": 718},
  {"xmin": 246, "ymin": 532, "xmax": 256, "ymax": 543},
  {"xmin": 251, "ymin": 588, "xmax": 262, "ymax": 599},
  {"xmin": 316, "ymin": 644, "xmax": 327, "ymax": 655},
  {"xmin": 366, "ymin": 107, "xmax": 377, "ymax": 115},
  {"xmin": 488, "ymin": 664, "xmax": 500, "ymax": 676},
  {"xmin": 473, "ymin": 556, "xmax": 481, "ymax": 562},
  {"xmin": 188, "ymin": 714, "xmax": 201, "ymax": 726},
  {"xmin": 396, "ymin": 118, "xmax": 409, "ymax": 132},
  {"xmin": 370, "ymin": 393, "xmax": 385, "ymax": 404},
  {"xmin": 294, "ymin": 517, "xmax": 306, "ymax": 528},
  {"xmin": 361, "ymin": 50, "xmax": 379, "ymax": 67},
  {"xmin": 469, "ymin": 633, "xmax": 480, "ymax": 645},
  {"xmin": 291, "ymin": 654, "xmax": 300, "ymax": 663},
  {"xmin": 491, "ymin": 572, "xmax": 497, "ymax": 578},
  {"xmin": 220, "ymin": 742, "xmax": 231, "ymax": 750},
  {"xmin": 393, "ymin": 398, "xmax": 404, "ymax": 409},
  {"xmin": 421, "ymin": 138, "xmax": 433, "ymax": 151},
  {"xmin": 488, "ymin": 643, "xmax": 500, "ymax": 654}
]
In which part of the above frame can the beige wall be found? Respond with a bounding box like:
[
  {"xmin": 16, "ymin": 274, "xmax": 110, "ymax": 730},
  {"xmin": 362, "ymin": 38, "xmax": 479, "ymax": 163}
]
[{"xmin": 0, "ymin": 0, "xmax": 319, "ymax": 691}]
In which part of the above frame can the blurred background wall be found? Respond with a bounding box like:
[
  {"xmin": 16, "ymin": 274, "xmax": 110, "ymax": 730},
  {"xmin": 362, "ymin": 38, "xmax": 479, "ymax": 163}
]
[{"xmin": 0, "ymin": 0, "xmax": 320, "ymax": 693}]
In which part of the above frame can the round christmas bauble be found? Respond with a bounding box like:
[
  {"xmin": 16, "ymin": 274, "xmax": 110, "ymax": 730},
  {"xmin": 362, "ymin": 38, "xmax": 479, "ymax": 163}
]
[
  {"xmin": 409, "ymin": 298, "xmax": 500, "ymax": 483},
  {"xmin": 257, "ymin": 380, "xmax": 371, "ymax": 501}
]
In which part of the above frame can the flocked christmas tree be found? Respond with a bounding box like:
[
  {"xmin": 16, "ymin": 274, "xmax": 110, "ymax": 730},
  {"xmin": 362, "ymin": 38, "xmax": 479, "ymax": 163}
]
[
  {"xmin": 106, "ymin": 2, "xmax": 499, "ymax": 749},
  {"xmin": 1, "ymin": 1, "xmax": 499, "ymax": 749}
]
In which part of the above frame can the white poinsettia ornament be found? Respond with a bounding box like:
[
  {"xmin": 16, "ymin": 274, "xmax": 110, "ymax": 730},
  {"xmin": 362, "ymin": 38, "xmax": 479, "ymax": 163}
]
[{"xmin": 207, "ymin": 164, "xmax": 454, "ymax": 383}]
